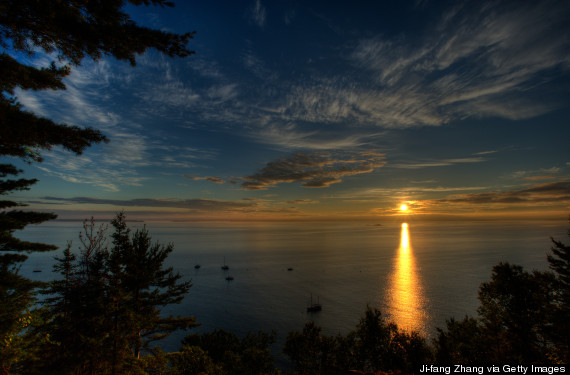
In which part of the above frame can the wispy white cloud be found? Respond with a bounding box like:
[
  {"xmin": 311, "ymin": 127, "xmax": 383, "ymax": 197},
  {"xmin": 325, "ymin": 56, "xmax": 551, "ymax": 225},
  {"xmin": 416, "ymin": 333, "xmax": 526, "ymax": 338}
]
[
  {"xmin": 272, "ymin": 79, "xmax": 360, "ymax": 124},
  {"xmin": 15, "ymin": 93, "xmax": 45, "ymax": 116},
  {"xmin": 38, "ymin": 133, "xmax": 221, "ymax": 191},
  {"xmin": 53, "ymin": 0, "xmax": 566, "ymax": 156},
  {"xmin": 510, "ymin": 166, "xmax": 562, "ymax": 180},
  {"xmin": 283, "ymin": 9, "xmax": 295, "ymax": 25},
  {"xmin": 101, "ymin": 133, "xmax": 151, "ymax": 167},
  {"xmin": 249, "ymin": 0, "xmax": 267, "ymax": 27},
  {"xmin": 37, "ymin": 153, "xmax": 147, "ymax": 192},
  {"xmin": 16, "ymin": 59, "xmax": 119, "ymax": 130},
  {"xmin": 241, "ymin": 0, "xmax": 569, "ymax": 134},
  {"xmin": 241, "ymin": 49, "xmax": 277, "ymax": 80},
  {"xmin": 253, "ymin": 122, "xmax": 380, "ymax": 150},
  {"xmin": 474, "ymin": 150, "xmax": 498, "ymax": 155},
  {"xmin": 390, "ymin": 157, "xmax": 487, "ymax": 169},
  {"xmin": 16, "ymin": 0, "xmax": 570, "ymax": 137},
  {"xmin": 14, "ymin": 58, "xmax": 153, "ymax": 191},
  {"xmin": 343, "ymin": 1, "xmax": 570, "ymax": 126},
  {"xmin": 206, "ymin": 84, "xmax": 239, "ymax": 103},
  {"xmin": 14, "ymin": 55, "xmax": 223, "ymax": 191}
]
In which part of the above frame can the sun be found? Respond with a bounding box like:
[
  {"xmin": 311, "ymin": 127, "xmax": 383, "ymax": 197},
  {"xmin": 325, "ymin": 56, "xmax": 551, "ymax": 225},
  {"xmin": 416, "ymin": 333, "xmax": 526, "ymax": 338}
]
[{"xmin": 400, "ymin": 204, "xmax": 408, "ymax": 212}]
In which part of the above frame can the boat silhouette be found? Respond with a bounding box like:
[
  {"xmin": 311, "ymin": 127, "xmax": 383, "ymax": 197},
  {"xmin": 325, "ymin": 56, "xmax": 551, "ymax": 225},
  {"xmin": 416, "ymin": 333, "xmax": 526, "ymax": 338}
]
[
  {"xmin": 221, "ymin": 257, "xmax": 229, "ymax": 270},
  {"xmin": 307, "ymin": 294, "xmax": 322, "ymax": 312}
]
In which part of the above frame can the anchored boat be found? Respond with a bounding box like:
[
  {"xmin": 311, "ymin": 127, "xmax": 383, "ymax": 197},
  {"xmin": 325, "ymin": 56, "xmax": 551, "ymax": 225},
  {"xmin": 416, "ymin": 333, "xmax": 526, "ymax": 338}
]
[
  {"xmin": 221, "ymin": 257, "xmax": 229, "ymax": 270},
  {"xmin": 307, "ymin": 294, "xmax": 322, "ymax": 312}
]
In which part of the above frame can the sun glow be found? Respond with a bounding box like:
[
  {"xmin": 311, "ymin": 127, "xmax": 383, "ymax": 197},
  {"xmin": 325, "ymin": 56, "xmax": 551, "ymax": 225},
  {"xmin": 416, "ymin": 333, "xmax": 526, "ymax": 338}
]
[
  {"xmin": 400, "ymin": 204, "xmax": 408, "ymax": 211},
  {"xmin": 385, "ymin": 223, "xmax": 427, "ymax": 335}
]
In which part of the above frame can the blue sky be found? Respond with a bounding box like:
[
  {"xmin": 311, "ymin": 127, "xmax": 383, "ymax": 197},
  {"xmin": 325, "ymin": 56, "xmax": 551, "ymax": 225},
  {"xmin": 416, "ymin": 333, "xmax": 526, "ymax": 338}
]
[{"xmin": 12, "ymin": 0, "xmax": 570, "ymax": 220}]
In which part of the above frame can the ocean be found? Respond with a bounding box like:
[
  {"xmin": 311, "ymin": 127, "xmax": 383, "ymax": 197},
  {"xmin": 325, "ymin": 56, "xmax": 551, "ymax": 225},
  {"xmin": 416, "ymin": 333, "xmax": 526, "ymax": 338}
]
[{"xmin": 17, "ymin": 218, "xmax": 568, "ymax": 362}]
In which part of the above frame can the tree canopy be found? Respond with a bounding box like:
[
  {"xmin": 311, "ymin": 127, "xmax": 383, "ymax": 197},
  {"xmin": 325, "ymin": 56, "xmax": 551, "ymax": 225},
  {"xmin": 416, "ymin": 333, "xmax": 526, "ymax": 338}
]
[
  {"xmin": 0, "ymin": 2, "xmax": 194, "ymax": 372},
  {"xmin": 0, "ymin": 0, "xmax": 195, "ymax": 252},
  {"xmin": 38, "ymin": 213, "xmax": 197, "ymax": 374},
  {"xmin": 434, "ymin": 218, "xmax": 570, "ymax": 364}
]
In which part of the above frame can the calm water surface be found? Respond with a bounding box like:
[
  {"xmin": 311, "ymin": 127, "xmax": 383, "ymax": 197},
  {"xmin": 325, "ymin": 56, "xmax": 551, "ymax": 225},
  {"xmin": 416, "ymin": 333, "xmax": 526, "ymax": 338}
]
[{"xmin": 18, "ymin": 218, "xmax": 567, "ymax": 358}]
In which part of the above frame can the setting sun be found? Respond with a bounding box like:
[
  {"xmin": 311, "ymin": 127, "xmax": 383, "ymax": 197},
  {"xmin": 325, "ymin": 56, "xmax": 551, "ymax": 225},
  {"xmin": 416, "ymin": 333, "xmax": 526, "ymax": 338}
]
[{"xmin": 400, "ymin": 204, "xmax": 408, "ymax": 211}]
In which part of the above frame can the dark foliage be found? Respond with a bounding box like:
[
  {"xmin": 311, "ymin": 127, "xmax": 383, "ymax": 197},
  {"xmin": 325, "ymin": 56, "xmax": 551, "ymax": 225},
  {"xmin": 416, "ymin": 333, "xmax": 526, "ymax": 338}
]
[
  {"xmin": 167, "ymin": 345, "xmax": 220, "ymax": 375},
  {"xmin": 284, "ymin": 307, "xmax": 432, "ymax": 375},
  {"xmin": 434, "ymin": 316, "xmax": 485, "ymax": 364},
  {"xmin": 434, "ymin": 218, "xmax": 570, "ymax": 365},
  {"xmin": 546, "ymin": 220, "xmax": 570, "ymax": 362},
  {"xmin": 38, "ymin": 214, "xmax": 196, "ymax": 374},
  {"xmin": 0, "ymin": 2, "xmax": 193, "ymax": 372},
  {"xmin": 182, "ymin": 329, "xmax": 279, "ymax": 375}
]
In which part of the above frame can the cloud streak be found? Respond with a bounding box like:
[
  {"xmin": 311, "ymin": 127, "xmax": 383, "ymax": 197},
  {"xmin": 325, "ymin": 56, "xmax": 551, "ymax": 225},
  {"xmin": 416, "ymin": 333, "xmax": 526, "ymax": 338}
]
[
  {"xmin": 510, "ymin": 167, "xmax": 562, "ymax": 180},
  {"xmin": 80, "ymin": 0, "xmax": 569, "ymax": 156},
  {"xmin": 249, "ymin": 0, "xmax": 267, "ymax": 27},
  {"xmin": 241, "ymin": 151, "xmax": 386, "ymax": 190},
  {"xmin": 439, "ymin": 181, "xmax": 570, "ymax": 204},
  {"xmin": 41, "ymin": 196, "xmax": 256, "ymax": 212},
  {"xmin": 37, "ymin": 151, "xmax": 147, "ymax": 192},
  {"xmin": 252, "ymin": 122, "xmax": 380, "ymax": 150},
  {"xmin": 185, "ymin": 175, "xmax": 226, "ymax": 184},
  {"xmin": 25, "ymin": 0, "xmax": 568, "ymax": 157},
  {"xmin": 255, "ymin": 0, "xmax": 570, "ymax": 132},
  {"xmin": 390, "ymin": 157, "xmax": 487, "ymax": 169}
]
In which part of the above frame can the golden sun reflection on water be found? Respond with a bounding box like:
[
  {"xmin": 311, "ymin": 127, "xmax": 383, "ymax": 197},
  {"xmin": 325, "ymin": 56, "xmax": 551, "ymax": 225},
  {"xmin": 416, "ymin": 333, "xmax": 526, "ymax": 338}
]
[{"xmin": 385, "ymin": 222, "xmax": 428, "ymax": 335}]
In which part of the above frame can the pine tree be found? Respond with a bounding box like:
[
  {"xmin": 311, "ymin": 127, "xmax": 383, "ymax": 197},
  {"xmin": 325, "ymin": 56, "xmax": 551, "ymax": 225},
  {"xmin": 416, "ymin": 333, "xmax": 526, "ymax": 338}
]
[
  {"xmin": 546, "ymin": 218, "xmax": 570, "ymax": 362},
  {"xmin": 39, "ymin": 219, "xmax": 111, "ymax": 374},
  {"xmin": 0, "ymin": 0, "xmax": 194, "ymax": 260},
  {"xmin": 0, "ymin": 261, "xmax": 42, "ymax": 375},
  {"xmin": 108, "ymin": 212, "xmax": 197, "ymax": 361},
  {"xmin": 1, "ymin": 2, "xmax": 194, "ymax": 372},
  {"xmin": 40, "ymin": 213, "xmax": 196, "ymax": 374},
  {"xmin": 477, "ymin": 263, "xmax": 557, "ymax": 363},
  {"xmin": 182, "ymin": 329, "xmax": 278, "ymax": 375}
]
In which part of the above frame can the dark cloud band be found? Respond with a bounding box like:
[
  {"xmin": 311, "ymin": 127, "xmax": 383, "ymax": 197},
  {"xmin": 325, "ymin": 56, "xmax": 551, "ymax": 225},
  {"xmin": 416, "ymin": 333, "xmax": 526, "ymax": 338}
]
[{"xmin": 240, "ymin": 151, "xmax": 386, "ymax": 190}]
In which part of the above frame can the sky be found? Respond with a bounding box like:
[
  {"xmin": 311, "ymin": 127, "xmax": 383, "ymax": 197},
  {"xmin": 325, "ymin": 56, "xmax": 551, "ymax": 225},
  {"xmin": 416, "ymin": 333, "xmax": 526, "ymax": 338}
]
[{"xmin": 11, "ymin": 0, "xmax": 570, "ymax": 221}]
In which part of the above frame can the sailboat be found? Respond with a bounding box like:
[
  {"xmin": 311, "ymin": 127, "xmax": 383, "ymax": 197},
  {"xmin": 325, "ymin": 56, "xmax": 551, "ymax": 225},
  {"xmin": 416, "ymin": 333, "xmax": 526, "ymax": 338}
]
[
  {"xmin": 307, "ymin": 294, "xmax": 322, "ymax": 312},
  {"xmin": 221, "ymin": 257, "xmax": 229, "ymax": 270}
]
